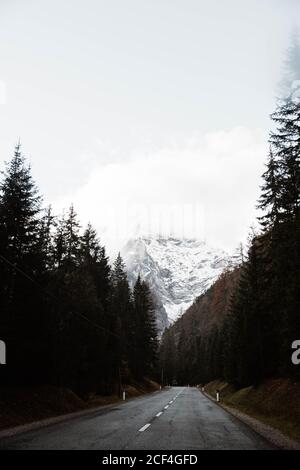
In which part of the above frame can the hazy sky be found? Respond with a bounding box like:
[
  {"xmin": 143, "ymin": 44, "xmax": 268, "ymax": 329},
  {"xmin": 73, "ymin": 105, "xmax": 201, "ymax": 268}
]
[{"xmin": 0, "ymin": 0, "xmax": 299, "ymax": 254}]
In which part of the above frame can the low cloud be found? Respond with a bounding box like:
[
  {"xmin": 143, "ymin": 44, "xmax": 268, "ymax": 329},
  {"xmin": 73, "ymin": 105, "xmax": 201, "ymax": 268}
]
[{"xmin": 53, "ymin": 126, "xmax": 267, "ymax": 256}]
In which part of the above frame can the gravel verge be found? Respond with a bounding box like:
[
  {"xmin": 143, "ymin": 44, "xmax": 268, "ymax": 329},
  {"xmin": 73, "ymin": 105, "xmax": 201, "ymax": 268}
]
[{"xmin": 201, "ymin": 389, "xmax": 300, "ymax": 450}]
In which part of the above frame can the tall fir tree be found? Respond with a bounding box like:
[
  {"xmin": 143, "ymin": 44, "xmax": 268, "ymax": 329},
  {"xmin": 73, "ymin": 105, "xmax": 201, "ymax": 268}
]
[
  {"xmin": 133, "ymin": 276, "xmax": 158, "ymax": 379},
  {"xmin": 269, "ymin": 96, "xmax": 300, "ymax": 375},
  {"xmin": 0, "ymin": 144, "xmax": 46, "ymax": 384},
  {"xmin": 257, "ymin": 147, "xmax": 282, "ymax": 230},
  {"xmin": 63, "ymin": 204, "xmax": 81, "ymax": 267},
  {"xmin": 38, "ymin": 205, "xmax": 55, "ymax": 271},
  {"xmin": 80, "ymin": 223, "xmax": 111, "ymax": 309},
  {"xmin": 108, "ymin": 254, "xmax": 133, "ymax": 389}
]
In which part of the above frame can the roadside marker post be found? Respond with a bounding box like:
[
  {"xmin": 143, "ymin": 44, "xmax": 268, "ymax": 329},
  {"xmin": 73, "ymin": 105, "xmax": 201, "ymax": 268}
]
[
  {"xmin": 123, "ymin": 391, "xmax": 126, "ymax": 401},
  {"xmin": 216, "ymin": 391, "xmax": 220, "ymax": 402},
  {"xmin": 0, "ymin": 340, "xmax": 6, "ymax": 365}
]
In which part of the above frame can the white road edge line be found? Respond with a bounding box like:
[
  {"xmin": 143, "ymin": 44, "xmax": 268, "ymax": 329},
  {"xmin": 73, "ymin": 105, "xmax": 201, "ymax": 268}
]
[
  {"xmin": 139, "ymin": 423, "xmax": 151, "ymax": 432},
  {"xmin": 156, "ymin": 412, "xmax": 163, "ymax": 417}
]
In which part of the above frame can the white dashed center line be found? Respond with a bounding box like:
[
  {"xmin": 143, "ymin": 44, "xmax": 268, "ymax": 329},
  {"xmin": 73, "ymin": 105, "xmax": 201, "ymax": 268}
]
[
  {"xmin": 139, "ymin": 423, "xmax": 151, "ymax": 432},
  {"xmin": 138, "ymin": 390, "xmax": 183, "ymax": 432}
]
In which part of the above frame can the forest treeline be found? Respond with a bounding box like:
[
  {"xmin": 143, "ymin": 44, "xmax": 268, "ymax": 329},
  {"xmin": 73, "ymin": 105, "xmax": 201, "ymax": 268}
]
[
  {"xmin": 0, "ymin": 147, "xmax": 158, "ymax": 395},
  {"xmin": 160, "ymin": 94, "xmax": 300, "ymax": 388}
]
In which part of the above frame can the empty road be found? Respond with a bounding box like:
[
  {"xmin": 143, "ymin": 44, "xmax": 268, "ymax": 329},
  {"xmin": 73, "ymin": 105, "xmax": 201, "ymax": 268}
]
[{"xmin": 0, "ymin": 387, "xmax": 272, "ymax": 450}]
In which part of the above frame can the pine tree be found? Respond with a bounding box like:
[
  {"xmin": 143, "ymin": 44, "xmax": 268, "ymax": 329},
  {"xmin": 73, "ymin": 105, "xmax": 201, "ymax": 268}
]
[
  {"xmin": 0, "ymin": 144, "xmax": 46, "ymax": 384},
  {"xmin": 38, "ymin": 205, "xmax": 55, "ymax": 271},
  {"xmin": 269, "ymin": 97, "xmax": 300, "ymax": 376},
  {"xmin": 47, "ymin": 219, "xmax": 108, "ymax": 393},
  {"xmin": 0, "ymin": 143, "xmax": 42, "ymax": 265},
  {"xmin": 64, "ymin": 204, "xmax": 81, "ymax": 267},
  {"xmin": 80, "ymin": 223, "xmax": 111, "ymax": 309},
  {"xmin": 52, "ymin": 205, "xmax": 81, "ymax": 270},
  {"xmin": 133, "ymin": 277, "xmax": 158, "ymax": 379},
  {"xmin": 80, "ymin": 223, "xmax": 101, "ymax": 263},
  {"xmin": 270, "ymin": 99, "xmax": 300, "ymax": 220},
  {"xmin": 159, "ymin": 328, "xmax": 176, "ymax": 386},
  {"xmin": 222, "ymin": 304, "xmax": 239, "ymax": 385},
  {"xmin": 257, "ymin": 148, "xmax": 282, "ymax": 230},
  {"xmin": 108, "ymin": 254, "xmax": 133, "ymax": 388},
  {"xmin": 111, "ymin": 253, "xmax": 128, "ymax": 287}
]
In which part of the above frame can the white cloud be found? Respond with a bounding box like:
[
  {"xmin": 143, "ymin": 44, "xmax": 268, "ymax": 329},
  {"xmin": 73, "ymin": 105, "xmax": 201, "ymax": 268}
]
[{"xmin": 53, "ymin": 126, "xmax": 267, "ymax": 257}]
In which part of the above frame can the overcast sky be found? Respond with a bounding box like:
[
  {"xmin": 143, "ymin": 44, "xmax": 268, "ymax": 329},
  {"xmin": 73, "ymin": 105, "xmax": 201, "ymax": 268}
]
[{"xmin": 0, "ymin": 0, "xmax": 299, "ymax": 255}]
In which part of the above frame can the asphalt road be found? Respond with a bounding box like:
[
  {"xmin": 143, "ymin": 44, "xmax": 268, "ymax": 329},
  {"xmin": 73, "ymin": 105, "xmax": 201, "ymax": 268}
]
[{"xmin": 0, "ymin": 387, "xmax": 273, "ymax": 450}]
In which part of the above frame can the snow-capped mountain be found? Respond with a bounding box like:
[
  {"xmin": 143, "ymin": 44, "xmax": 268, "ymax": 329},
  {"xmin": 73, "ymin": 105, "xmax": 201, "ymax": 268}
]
[{"xmin": 122, "ymin": 236, "xmax": 232, "ymax": 333}]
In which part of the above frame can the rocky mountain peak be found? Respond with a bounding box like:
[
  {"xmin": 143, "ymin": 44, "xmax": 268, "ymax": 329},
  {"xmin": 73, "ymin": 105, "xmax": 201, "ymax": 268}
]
[{"xmin": 122, "ymin": 236, "xmax": 232, "ymax": 334}]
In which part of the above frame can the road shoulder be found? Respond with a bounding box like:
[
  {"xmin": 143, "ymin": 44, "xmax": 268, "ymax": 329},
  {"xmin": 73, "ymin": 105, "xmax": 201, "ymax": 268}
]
[
  {"xmin": 0, "ymin": 387, "xmax": 164, "ymax": 441},
  {"xmin": 201, "ymin": 389, "xmax": 300, "ymax": 450}
]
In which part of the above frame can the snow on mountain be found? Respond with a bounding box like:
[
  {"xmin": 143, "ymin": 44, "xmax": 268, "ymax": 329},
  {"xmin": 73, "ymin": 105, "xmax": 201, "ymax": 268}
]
[{"xmin": 122, "ymin": 236, "xmax": 232, "ymax": 332}]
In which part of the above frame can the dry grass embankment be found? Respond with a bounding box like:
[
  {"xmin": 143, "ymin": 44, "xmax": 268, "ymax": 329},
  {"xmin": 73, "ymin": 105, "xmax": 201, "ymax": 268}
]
[
  {"xmin": 204, "ymin": 378, "xmax": 300, "ymax": 443},
  {"xmin": 0, "ymin": 379, "xmax": 160, "ymax": 431}
]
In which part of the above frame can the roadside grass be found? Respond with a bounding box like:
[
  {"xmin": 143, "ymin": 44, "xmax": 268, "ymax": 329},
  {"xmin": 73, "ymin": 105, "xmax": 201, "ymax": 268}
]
[
  {"xmin": 0, "ymin": 379, "xmax": 160, "ymax": 431},
  {"xmin": 203, "ymin": 378, "xmax": 300, "ymax": 443}
]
